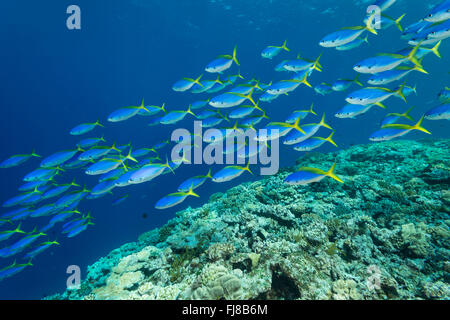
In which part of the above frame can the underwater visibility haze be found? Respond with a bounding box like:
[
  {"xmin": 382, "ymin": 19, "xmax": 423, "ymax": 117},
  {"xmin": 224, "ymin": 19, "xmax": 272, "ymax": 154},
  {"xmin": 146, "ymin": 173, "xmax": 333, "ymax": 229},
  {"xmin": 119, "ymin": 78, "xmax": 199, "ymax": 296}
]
[{"xmin": 0, "ymin": 0, "xmax": 449, "ymax": 300}]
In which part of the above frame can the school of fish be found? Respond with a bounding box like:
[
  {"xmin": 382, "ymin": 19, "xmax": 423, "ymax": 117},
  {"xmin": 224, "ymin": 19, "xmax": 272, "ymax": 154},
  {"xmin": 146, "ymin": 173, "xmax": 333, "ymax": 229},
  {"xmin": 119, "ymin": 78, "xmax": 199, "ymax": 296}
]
[{"xmin": 0, "ymin": 0, "xmax": 449, "ymax": 282}]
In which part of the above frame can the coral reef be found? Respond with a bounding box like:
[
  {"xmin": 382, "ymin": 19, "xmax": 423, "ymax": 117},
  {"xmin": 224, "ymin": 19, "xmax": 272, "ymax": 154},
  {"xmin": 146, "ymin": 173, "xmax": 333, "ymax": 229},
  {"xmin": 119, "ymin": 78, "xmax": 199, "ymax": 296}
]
[{"xmin": 45, "ymin": 139, "xmax": 450, "ymax": 300}]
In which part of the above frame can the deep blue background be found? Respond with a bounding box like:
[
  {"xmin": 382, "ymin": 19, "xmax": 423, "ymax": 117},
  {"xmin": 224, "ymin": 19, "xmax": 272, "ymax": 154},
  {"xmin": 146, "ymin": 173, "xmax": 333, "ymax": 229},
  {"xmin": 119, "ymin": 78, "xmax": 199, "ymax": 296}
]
[{"xmin": 0, "ymin": 0, "xmax": 448, "ymax": 299}]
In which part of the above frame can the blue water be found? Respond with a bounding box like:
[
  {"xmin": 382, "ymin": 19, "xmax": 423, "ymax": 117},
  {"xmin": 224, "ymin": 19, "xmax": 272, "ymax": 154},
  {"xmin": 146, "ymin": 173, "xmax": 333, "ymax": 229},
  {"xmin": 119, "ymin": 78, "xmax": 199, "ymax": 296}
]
[{"xmin": 0, "ymin": 0, "xmax": 448, "ymax": 299}]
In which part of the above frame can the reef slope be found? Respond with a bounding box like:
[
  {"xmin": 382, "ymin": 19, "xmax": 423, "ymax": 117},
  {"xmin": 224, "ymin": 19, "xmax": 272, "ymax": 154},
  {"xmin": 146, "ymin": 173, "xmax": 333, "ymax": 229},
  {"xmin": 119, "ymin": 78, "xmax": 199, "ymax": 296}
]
[{"xmin": 47, "ymin": 139, "xmax": 450, "ymax": 300}]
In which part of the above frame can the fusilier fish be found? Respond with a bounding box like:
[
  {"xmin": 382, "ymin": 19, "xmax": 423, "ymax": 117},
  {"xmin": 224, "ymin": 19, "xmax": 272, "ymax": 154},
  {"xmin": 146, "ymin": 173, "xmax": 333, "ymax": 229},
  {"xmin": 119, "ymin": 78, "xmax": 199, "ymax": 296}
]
[
  {"xmin": 155, "ymin": 186, "xmax": 200, "ymax": 210},
  {"xmin": 212, "ymin": 163, "xmax": 252, "ymax": 183},
  {"xmin": 261, "ymin": 40, "xmax": 290, "ymax": 59},
  {"xmin": 205, "ymin": 46, "xmax": 239, "ymax": 73},
  {"xmin": 70, "ymin": 120, "xmax": 104, "ymax": 136},
  {"xmin": 0, "ymin": 151, "xmax": 41, "ymax": 169},
  {"xmin": 172, "ymin": 75, "xmax": 203, "ymax": 92},
  {"xmin": 292, "ymin": 131, "xmax": 338, "ymax": 152},
  {"xmin": 285, "ymin": 162, "xmax": 343, "ymax": 185},
  {"xmin": 424, "ymin": 104, "xmax": 450, "ymax": 120}
]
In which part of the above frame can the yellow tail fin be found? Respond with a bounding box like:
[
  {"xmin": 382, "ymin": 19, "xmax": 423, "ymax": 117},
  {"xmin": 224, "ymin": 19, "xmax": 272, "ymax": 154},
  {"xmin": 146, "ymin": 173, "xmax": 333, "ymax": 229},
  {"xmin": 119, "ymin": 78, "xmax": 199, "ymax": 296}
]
[
  {"xmin": 243, "ymin": 163, "xmax": 253, "ymax": 175},
  {"xmin": 326, "ymin": 162, "xmax": 344, "ymax": 183},
  {"xmin": 309, "ymin": 103, "xmax": 317, "ymax": 116},
  {"xmin": 313, "ymin": 53, "xmax": 323, "ymax": 71},
  {"xmin": 282, "ymin": 40, "xmax": 290, "ymax": 52},
  {"xmin": 408, "ymin": 41, "xmax": 423, "ymax": 67},
  {"xmin": 320, "ymin": 131, "xmax": 338, "ymax": 147},
  {"xmin": 412, "ymin": 115, "xmax": 431, "ymax": 134},
  {"xmin": 300, "ymin": 72, "xmax": 312, "ymax": 88},
  {"xmin": 186, "ymin": 185, "xmax": 200, "ymax": 198},
  {"xmin": 292, "ymin": 116, "xmax": 306, "ymax": 134},
  {"xmin": 353, "ymin": 73, "xmax": 363, "ymax": 86},
  {"xmin": 319, "ymin": 113, "xmax": 333, "ymax": 130},
  {"xmin": 395, "ymin": 14, "xmax": 406, "ymax": 32},
  {"xmin": 186, "ymin": 105, "xmax": 196, "ymax": 117},
  {"xmin": 431, "ymin": 40, "xmax": 442, "ymax": 58},
  {"xmin": 232, "ymin": 46, "xmax": 240, "ymax": 66},
  {"xmin": 395, "ymin": 82, "xmax": 408, "ymax": 103},
  {"xmin": 365, "ymin": 13, "xmax": 378, "ymax": 35},
  {"xmin": 194, "ymin": 75, "xmax": 203, "ymax": 87}
]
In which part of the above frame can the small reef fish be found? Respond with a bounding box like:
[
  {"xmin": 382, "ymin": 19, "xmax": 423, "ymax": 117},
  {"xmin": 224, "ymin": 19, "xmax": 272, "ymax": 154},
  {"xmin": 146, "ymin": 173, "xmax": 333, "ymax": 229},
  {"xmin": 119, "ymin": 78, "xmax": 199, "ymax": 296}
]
[
  {"xmin": 335, "ymin": 103, "xmax": 385, "ymax": 119},
  {"xmin": 178, "ymin": 170, "xmax": 212, "ymax": 192},
  {"xmin": 370, "ymin": 115, "xmax": 431, "ymax": 141},
  {"xmin": 438, "ymin": 87, "xmax": 450, "ymax": 103},
  {"xmin": 70, "ymin": 120, "xmax": 104, "ymax": 136},
  {"xmin": 259, "ymin": 91, "xmax": 280, "ymax": 103},
  {"xmin": 23, "ymin": 167, "xmax": 64, "ymax": 182},
  {"xmin": 0, "ymin": 224, "xmax": 26, "ymax": 243},
  {"xmin": 283, "ymin": 114, "xmax": 333, "ymax": 145},
  {"xmin": 205, "ymin": 46, "xmax": 240, "ymax": 73},
  {"xmin": 155, "ymin": 186, "xmax": 199, "ymax": 210},
  {"xmin": 79, "ymin": 136, "xmax": 106, "ymax": 149},
  {"xmin": 346, "ymin": 83, "xmax": 407, "ymax": 106},
  {"xmin": 292, "ymin": 131, "xmax": 338, "ymax": 152},
  {"xmin": 285, "ymin": 104, "xmax": 317, "ymax": 124},
  {"xmin": 275, "ymin": 60, "xmax": 290, "ymax": 72},
  {"xmin": 314, "ymin": 83, "xmax": 333, "ymax": 95},
  {"xmin": 257, "ymin": 117, "xmax": 306, "ymax": 142},
  {"xmin": 23, "ymin": 241, "xmax": 59, "ymax": 260},
  {"xmin": 190, "ymin": 100, "xmax": 210, "ymax": 110},
  {"xmin": 160, "ymin": 106, "xmax": 196, "ymax": 125},
  {"xmin": 265, "ymin": 76, "xmax": 312, "ymax": 95},
  {"xmin": 285, "ymin": 162, "xmax": 344, "ymax": 185},
  {"xmin": 319, "ymin": 14, "xmax": 377, "ymax": 48},
  {"xmin": 0, "ymin": 260, "xmax": 33, "ymax": 282},
  {"xmin": 353, "ymin": 43, "xmax": 422, "ymax": 74},
  {"xmin": 128, "ymin": 160, "xmax": 173, "ymax": 185},
  {"xmin": 364, "ymin": 14, "xmax": 405, "ymax": 32},
  {"xmin": 212, "ymin": 163, "xmax": 252, "ymax": 183},
  {"xmin": 209, "ymin": 90, "xmax": 256, "ymax": 108},
  {"xmin": 368, "ymin": 65, "xmax": 428, "ymax": 86},
  {"xmin": 78, "ymin": 143, "xmax": 120, "ymax": 161},
  {"xmin": 40, "ymin": 147, "xmax": 83, "ymax": 168},
  {"xmin": 112, "ymin": 194, "xmax": 129, "ymax": 206},
  {"xmin": 200, "ymin": 116, "xmax": 228, "ymax": 128},
  {"xmin": 380, "ymin": 106, "xmax": 415, "ymax": 126},
  {"xmin": 261, "ymin": 40, "xmax": 290, "ymax": 59},
  {"xmin": 172, "ymin": 75, "xmax": 203, "ymax": 92},
  {"xmin": 426, "ymin": 20, "xmax": 450, "ymax": 40},
  {"xmin": 336, "ymin": 35, "xmax": 369, "ymax": 51},
  {"xmin": 424, "ymin": 0, "xmax": 450, "ymax": 23},
  {"xmin": 137, "ymin": 103, "xmax": 166, "ymax": 117},
  {"xmin": 0, "ymin": 151, "xmax": 41, "ymax": 169},
  {"xmin": 108, "ymin": 100, "xmax": 150, "ymax": 123},
  {"xmin": 283, "ymin": 54, "xmax": 322, "ymax": 73},
  {"xmin": 191, "ymin": 77, "xmax": 222, "ymax": 94},
  {"xmin": 424, "ymin": 104, "xmax": 450, "ymax": 120},
  {"xmin": 332, "ymin": 74, "xmax": 363, "ymax": 91}
]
